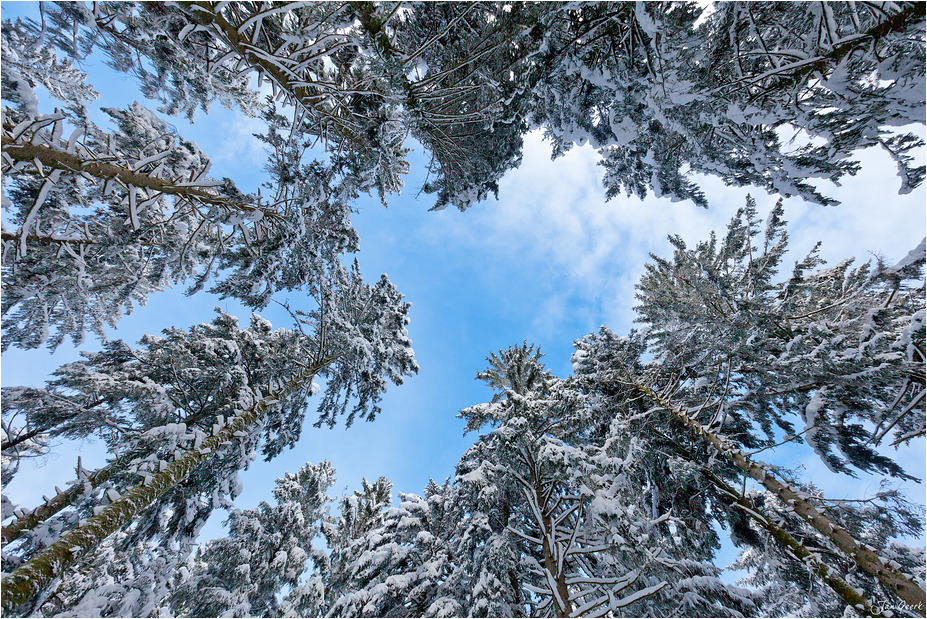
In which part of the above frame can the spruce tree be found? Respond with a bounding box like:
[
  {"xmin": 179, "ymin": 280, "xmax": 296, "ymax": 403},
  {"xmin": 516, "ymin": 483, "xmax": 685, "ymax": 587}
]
[
  {"xmin": 634, "ymin": 196, "xmax": 925, "ymax": 474},
  {"xmin": 325, "ymin": 480, "xmax": 458, "ymax": 617},
  {"xmin": 449, "ymin": 344, "xmax": 675, "ymax": 618},
  {"xmin": 168, "ymin": 461, "xmax": 335, "ymax": 618},
  {"xmin": 1, "ymin": 257, "xmax": 417, "ymax": 615}
]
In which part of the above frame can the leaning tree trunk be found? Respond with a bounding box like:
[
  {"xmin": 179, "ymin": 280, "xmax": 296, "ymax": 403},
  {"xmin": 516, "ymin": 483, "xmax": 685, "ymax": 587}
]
[
  {"xmin": 2, "ymin": 405, "xmax": 228, "ymax": 547},
  {"xmin": 648, "ymin": 423, "xmax": 887, "ymax": 615},
  {"xmin": 632, "ymin": 379, "xmax": 927, "ymax": 615},
  {"xmin": 1, "ymin": 355, "xmax": 335, "ymax": 616},
  {"xmin": 701, "ymin": 469, "xmax": 887, "ymax": 617}
]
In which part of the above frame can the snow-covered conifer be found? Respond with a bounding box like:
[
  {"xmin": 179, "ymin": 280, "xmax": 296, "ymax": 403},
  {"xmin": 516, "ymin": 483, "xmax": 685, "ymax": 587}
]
[
  {"xmin": 323, "ymin": 476, "xmax": 396, "ymax": 611},
  {"xmin": 1, "ymin": 257, "xmax": 417, "ymax": 615},
  {"xmin": 1, "ymin": 98, "xmax": 263, "ymax": 350},
  {"xmin": 635, "ymin": 196, "xmax": 925, "ymax": 476},
  {"xmin": 169, "ymin": 461, "xmax": 335, "ymax": 618},
  {"xmin": 733, "ymin": 483, "xmax": 925, "ymax": 617},
  {"xmin": 326, "ymin": 480, "xmax": 458, "ymax": 617},
  {"xmin": 527, "ymin": 2, "xmax": 925, "ymax": 206},
  {"xmin": 449, "ymin": 344, "xmax": 670, "ymax": 618}
]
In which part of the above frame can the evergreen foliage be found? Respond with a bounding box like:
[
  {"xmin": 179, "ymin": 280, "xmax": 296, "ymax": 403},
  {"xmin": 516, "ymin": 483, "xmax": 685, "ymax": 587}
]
[
  {"xmin": 634, "ymin": 196, "xmax": 926, "ymax": 474},
  {"xmin": 168, "ymin": 462, "xmax": 335, "ymax": 618},
  {"xmin": 1, "ymin": 3, "xmax": 924, "ymax": 617}
]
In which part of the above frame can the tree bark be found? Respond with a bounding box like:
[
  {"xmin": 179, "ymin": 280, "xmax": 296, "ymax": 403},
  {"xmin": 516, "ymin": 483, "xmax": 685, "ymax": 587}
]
[
  {"xmin": 533, "ymin": 473, "xmax": 573, "ymax": 617},
  {"xmin": 634, "ymin": 379, "xmax": 926, "ymax": 616},
  {"xmin": 2, "ymin": 403, "xmax": 229, "ymax": 546},
  {"xmin": 703, "ymin": 469, "xmax": 886, "ymax": 617},
  {"xmin": 1, "ymin": 356, "xmax": 334, "ymax": 616}
]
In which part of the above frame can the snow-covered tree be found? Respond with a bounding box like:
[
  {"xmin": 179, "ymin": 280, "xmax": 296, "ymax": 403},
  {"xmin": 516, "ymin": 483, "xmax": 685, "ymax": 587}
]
[
  {"xmin": 732, "ymin": 483, "xmax": 925, "ymax": 617},
  {"xmin": 23, "ymin": 3, "xmax": 260, "ymax": 120},
  {"xmin": 0, "ymin": 419, "xmax": 45, "ymax": 485},
  {"xmin": 1, "ymin": 311, "xmax": 313, "ymax": 552},
  {"xmin": 1, "ymin": 100, "xmax": 251, "ymax": 351},
  {"xmin": 1, "ymin": 258, "xmax": 417, "ymax": 616},
  {"xmin": 3, "ymin": 5, "xmax": 925, "ymax": 617},
  {"xmin": 322, "ymin": 476, "xmax": 396, "ymax": 612},
  {"xmin": 0, "ymin": 18, "xmax": 97, "ymax": 119},
  {"xmin": 325, "ymin": 479, "xmax": 458, "ymax": 617},
  {"xmin": 629, "ymin": 374, "xmax": 926, "ymax": 612},
  {"xmin": 705, "ymin": 1, "xmax": 926, "ymax": 194},
  {"xmin": 22, "ymin": 2, "xmax": 926, "ymax": 214},
  {"xmin": 209, "ymin": 100, "xmax": 360, "ymax": 310},
  {"xmin": 568, "ymin": 329, "xmax": 767, "ymax": 617},
  {"xmin": 2, "ymin": 19, "xmax": 368, "ymax": 354},
  {"xmin": 446, "ymin": 344, "xmax": 672, "ymax": 618},
  {"xmin": 526, "ymin": 2, "xmax": 925, "ymax": 206},
  {"xmin": 168, "ymin": 461, "xmax": 335, "ymax": 618},
  {"xmin": 27, "ymin": 2, "xmax": 525, "ymax": 211},
  {"xmin": 564, "ymin": 321, "xmax": 926, "ymax": 614},
  {"xmin": 621, "ymin": 200, "xmax": 926, "ymax": 609},
  {"xmin": 635, "ymin": 196, "xmax": 925, "ymax": 476}
]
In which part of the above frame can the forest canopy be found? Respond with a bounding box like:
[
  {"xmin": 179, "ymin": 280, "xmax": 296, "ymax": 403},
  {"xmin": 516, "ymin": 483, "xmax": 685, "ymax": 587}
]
[{"xmin": 1, "ymin": 2, "xmax": 925, "ymax": 617}]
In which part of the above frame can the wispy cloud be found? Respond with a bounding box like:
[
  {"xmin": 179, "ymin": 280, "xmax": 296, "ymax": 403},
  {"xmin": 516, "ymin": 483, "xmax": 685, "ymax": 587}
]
[{"xmin": 423, "ymin": 129, "xmax": 925, "ymax": 339}]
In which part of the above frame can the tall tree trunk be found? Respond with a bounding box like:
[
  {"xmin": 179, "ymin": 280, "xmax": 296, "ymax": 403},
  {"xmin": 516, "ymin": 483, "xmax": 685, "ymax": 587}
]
[
  {"xmin": 649, "ymin": 423, "xmax": 887, "ymax": 615},
  {"xmin": 633, "ymin": 378, "xmax": 927, "ymax": 615},
  {"xmin": 533, "ymin": 474, "xmax": 573, "ymax": 617},
  {"xmin": 702, "ymin": 469, "xmax": 886, "ymax": 617},
  {"xmin": 1, "ymin": 356, "xmax": 334, "ymax": 616},
  {"xmin": 2, "ymin": 404, "xmax": 227, "ymax": 546}
]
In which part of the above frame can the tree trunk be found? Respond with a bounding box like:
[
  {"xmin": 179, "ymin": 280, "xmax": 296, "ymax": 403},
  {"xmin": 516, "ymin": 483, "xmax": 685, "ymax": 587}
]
[
  {"xmin": 534, "ymin": 477, "xmax": 573, "ymax": 617},
  {"xmin": 1, "ymin": 356, "xmax": 333, "ymax": 616},
  {"xmin": 2, "ymin": 403, "xmax": 230, "ymax": 546},
  {"xmin": 702, "ymin": 470, "xmax": 886, "ymax": 617},
  {"xmin": 517, "ymin": 447, "xmax": 573, "ymax": 617},
  {"xmin": 634, "ymin": 379, "xmax": 926, "ymax": 616}
]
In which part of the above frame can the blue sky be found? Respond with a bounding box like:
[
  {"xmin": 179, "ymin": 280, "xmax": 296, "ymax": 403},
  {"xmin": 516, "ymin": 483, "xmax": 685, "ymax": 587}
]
[{"xmin": 2, "ymin": 1, "xmax": 924, "ymax": 564}]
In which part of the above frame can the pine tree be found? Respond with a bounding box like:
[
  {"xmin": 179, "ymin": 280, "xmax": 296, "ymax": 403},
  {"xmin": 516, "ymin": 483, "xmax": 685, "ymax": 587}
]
[
  {"xmin": 624, "ymin": 200, "xmax": 925, "ymax": 610},
  {"xmin": 1, "ymin": 21, "xmax": 253, "ymax": 349},
  {"xmin": 2, "ymin": 311, "xmax": 310, "ymax": 550},
  {"xmin": 732, "ymin": 483, "xmax": 925, "ymax": 617},
  {"xmin": 1, "ymin": 258, "xmax": 417, "ymax": 615},
  {"xmin": 2, "ymin": 14, "xmax": 375, "ymax": 353},
  {"xmin": 29, "ymin": 2, "xmax": 530, "ymax": 211},
  {"xmin": 322, "ymin": 476, "xmax": 396, "ymax": 612},
  {"xmin": 704, "ymin": 2, "xmax": 926, "ymax": 194},
  {"xmin": 567, "ymin": 322, "xmax": 925, "ymax": 615},
  {"xmin": 1, "ymin": 101, "xmax": 251, "ymax": 350},
  {"xmin": 569, "ymin": 328, "xmax": 765, "ymax": 617},
  {"xmin": 25, "ymin": 2, "xmax": 261, "ymax": 120},
  {"xmin": 630, "ymin": 375, "xmax": 926, "ymax": 612},
  {"xmin": 21, "ymin": 2, "xmax": 926, "ymax": 215},
  {"xmin": 168, "ymin": 461, "xmax": 335, "ymax": 618},
  {"xmin": 634, "ymin": 196, "xmax": 925, "ymax": 475}
]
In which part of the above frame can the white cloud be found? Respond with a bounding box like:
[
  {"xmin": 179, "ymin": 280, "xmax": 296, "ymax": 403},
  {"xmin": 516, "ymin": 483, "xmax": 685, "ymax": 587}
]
[
  {"xmin": 421, "ymin": 129, "xmax": 925, "ymax": 338},
  {"xmin": 222, "ymin": 114, "xmax": 267, "ymax": 162}
]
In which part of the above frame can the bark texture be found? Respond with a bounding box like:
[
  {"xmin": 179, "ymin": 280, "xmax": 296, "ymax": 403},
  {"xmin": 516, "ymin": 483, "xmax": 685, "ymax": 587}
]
[
  {"xmin": 1, "ymin": 356, "xmax": 333, "ymax": 615},
  {"xmin": 634, "ymin": 380, "xmax": 926, "ymax": 615}
]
